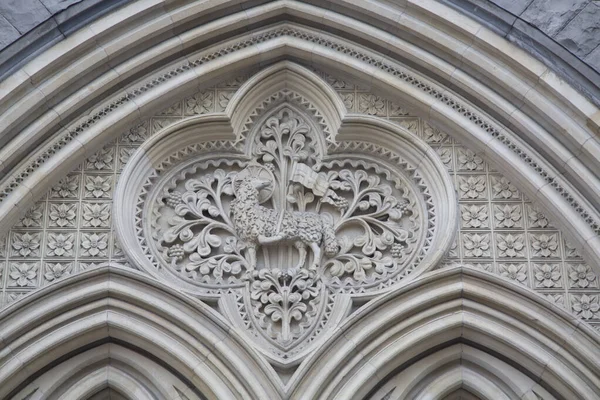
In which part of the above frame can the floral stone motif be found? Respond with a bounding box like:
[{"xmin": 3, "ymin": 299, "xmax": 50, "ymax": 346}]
[{"xmin": 116, "ymin": 95, "xmax": 455, "ymax": 366}]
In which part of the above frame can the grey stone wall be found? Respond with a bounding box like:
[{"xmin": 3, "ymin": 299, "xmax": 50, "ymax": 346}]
[
  {"xmin": 494, "ymin": 0, "xmax": 600, "ymax": 72},
  {"xmin": 0, "ymin": 0, "xmax": 131, "ymax": 79},
  {"xmin": 0, "ymin": 0, "xmax": 598, "ymax": 102}
]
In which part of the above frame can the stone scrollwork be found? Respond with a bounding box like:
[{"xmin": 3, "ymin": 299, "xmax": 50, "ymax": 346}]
[{"xmin": 116, "ymin": 77, "xmax": 456, "ymax": 365}]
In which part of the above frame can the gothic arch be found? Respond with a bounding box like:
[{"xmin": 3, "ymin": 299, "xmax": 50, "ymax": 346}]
[
  {"xmin": 1, "ymin": 265, "xmax": 599, "ymax": 399},
  {"xmin": 0, "ymin": 1, "xmax": 599, "ymax": 399},
  {"xmin": 291, "ymin": 267, "xmax": 600, "ymax": 399},
  {"xmin": 0, "ymin": 2, "xmax": 598, "ymax": 266},
  {"xmin": 0, "ymin": 265, "xmax": 281, "ymax": 400},
  {"xmin": 14, "ymin": 344, "xmax": 201, "ymax": 400}
]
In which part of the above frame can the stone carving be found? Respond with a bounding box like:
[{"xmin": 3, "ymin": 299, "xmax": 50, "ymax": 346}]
[
  {"xmin": 128, "ymin": 101, "xmax": 433, "ymax": 361},
  {"xmin": 230, "ymin": 169, "xmax": 340, "ymax": 272}
]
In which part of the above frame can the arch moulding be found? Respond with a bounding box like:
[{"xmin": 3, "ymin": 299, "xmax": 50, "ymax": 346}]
[{"xmin": 0, "ymin": 1, "xmax": 599, "ymax": 399}]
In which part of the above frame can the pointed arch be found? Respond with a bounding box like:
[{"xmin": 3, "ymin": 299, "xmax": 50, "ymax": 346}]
[
  {"xmin": 290, "ymin": 266, "xmax": 600, "ymax": 399},
  {"xmin": 13, "ymin": 344, "xmax": 200, "ymax": 400},
  {"xmin": 0, "ymin": 264, "xmax": 281, "ymax": 400},
  {"xmin": 0, "ymin": 1, "xmax": 599, "ymax": 398},
  {"xmin": 0, "ymin": 9, "xmax": 597, "ymax": 267}
]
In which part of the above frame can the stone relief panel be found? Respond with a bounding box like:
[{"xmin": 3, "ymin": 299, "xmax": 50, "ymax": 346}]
[
  {"xmin": 115, "ymin": 79, "xmax": 452, "ymax": 366},
  {"xmin": 0, "ymin": 75, "xmax": 252, "ymax": 308},
  {"xmin": 1, "ymin": 66, "xmax": 599, "ymax": 342},
  {"xmin": 318, "ymin": 68, "xmax": 600, "ymax": 331}
]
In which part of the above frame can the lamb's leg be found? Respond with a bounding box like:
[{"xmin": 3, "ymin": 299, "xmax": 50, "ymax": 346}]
[
  {"xmin": 294, "ymin": 241, "xmax": 307, "ymax": 271},
  {"xmin": 246, "ymin": 245, "xmax": 257, "ymax": 271},
  {"xmin": 309, "ymin": 241, "xmax": 321, "ymax": 271}
]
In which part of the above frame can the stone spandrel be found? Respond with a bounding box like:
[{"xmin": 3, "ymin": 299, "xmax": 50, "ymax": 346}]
[
  {"xmin": 0, "ymin": 76, "xmax": 252, "ymax": 308},
  {"xmin": 111, "ymin": 64, "xmax": 456, "ymax": 365},
  {"xmin": 2, "ymin": 67, "xmax": 600, "ymax": 342}
]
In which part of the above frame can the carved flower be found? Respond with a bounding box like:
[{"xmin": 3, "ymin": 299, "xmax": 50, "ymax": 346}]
[
  {"xmin": 11, "ymin": 232, "xmax": 41, "ymax": 257},
  {"xmin": 494, "ymin": 204, "xmax": 521, "ymax": 228},
  {"xmin": 423, "ymin": 123, "xmax": 448, "ymax": 143},
  {"xmin": 48, "ymin": 203, "xmax": 77, "ymax": 227},
  {"xmin": 217, "ymin": 91, "xmax": 233, "ymax": 111},
  {"xmin": 446, "ymin": 238, "xmax": 459, "ymax": 258},
  {"xmin": 534, "ymin": 264, "xmax": 561, "ymax": 288},
  {"xmin": 44, "ymin": 262, "xmax": 72, "ymax": 282},
  {"xmin": 458, "ymin": 176, "xmax": 486, "ymax": 199},
  {"xmin": 572, "ymin": 294, "xmax": 600, "ymax": 320},
  {"xmin": 457, "ymin": 149, "xmax": 484, "ymax": 171},
  {"xmin": 47, "ymin": 233, "xmax": 74, "ymax": 257},
  {"xmin": 464, "ymin": 263, "xmax": 493, "ymax": 272},
  {"xmin": 0, "ymin": 237, "xmax": 6, "ymax": 258},
  {"xmin": 496, "ymin": 233, "xmax": 525, "ymax": 258},
  {"xmin": 122, "ymin": 123, "xmax": 148, "ymax": 143},
  {"xmin": 85, "ymin": 176, "xmax": 111, "ymax": 198},
  {"xmin": 82, "ymin": 203, "xmax": 110, "ymax": 227},
  {"xmin": 436, "ymin": 147, "xmax": 452, "ymax": 170},
  {"xmin": 389, "ymin": 102, "xmax": 409, "ymax": 116},
  {"xmin": 325, "ymin": 74, "xmax": 350, "ymax": 89},
  {"xmin": 119, "ymin": 147, "xmax": 135, "ymax": 168},
  {"xmin": 341, "ymin": 93, "xmax": 354, "ymax": 110},
  {"xmin": 461, "ymin": 204, "xmax": 488, "ymax": 228},
  {"xmin": 18, "ymin": 204, "xmax": 44, "ymax": 227},
  {"xmin": 359, "ymin": 94, "xmax": 385, "ymax": 115},
  {"xmin": 545, "ymin": 294, "xmax": 564, "ymax": 308},
  {"xmin": 86, "ymin": 147, "xmax": 113, "ymax": 170},
  {"xmin": 80, "ymin": 262, "xmax": 103, "ymax": 271},
  {"xmin": 568, "ymin": 264, "xmax": 597, "ymax": 288},
  {"xmin": 530, "ymin": 233, "xmax": 558, "ymax": 258},
  {"xmin": 564, "ymin": 241, "xmax": 581, "ymax": 259},
  {"xmin": 527, "ymin": 206, "xmax": 551, "ymax": 228},
  {"xmin": 463, "ymin": 233, "xmax": 490, "ymax": 257},
  {"xmin": 397, "ymin": 119, "xmax": 418, "ymax": 134},
  {"xmin": 80, "ymin": 233, "xmax": 108, "ymax": 257},
  {"xmin": 51, "ymin": 175, "xmax": 79, "ymax": 198},
  {"xmin": 499, "ymin": 263, "xmax": 527, "ymax": 283},
  {"xmin": 491, "ymin": 176, "xmax": 519, "ymax": 199},
  {"xmin": 185, "ymin": 91, "xmax": 213, "ymax": 114},
  {"xmin": 9, "ymin": 263, "xmax": 37, "ymax": 287}
]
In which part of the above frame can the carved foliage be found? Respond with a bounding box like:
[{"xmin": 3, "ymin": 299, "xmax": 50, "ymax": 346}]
[{"xmin": 144, "ymin": 103, "xmax": 427, "ymax": 354}]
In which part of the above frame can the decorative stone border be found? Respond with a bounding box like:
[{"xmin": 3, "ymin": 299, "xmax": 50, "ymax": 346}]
[{"xmin": 3, "ymin": 24, "xmax": 597, "ymax": 251}]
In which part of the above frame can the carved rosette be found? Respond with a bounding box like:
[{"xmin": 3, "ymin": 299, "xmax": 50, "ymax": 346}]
[{"xmin": 115, "ymin": 73, "xmax": 456, "ymax": 366}]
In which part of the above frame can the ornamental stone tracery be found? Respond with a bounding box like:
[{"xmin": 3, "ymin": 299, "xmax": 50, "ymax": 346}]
[
  {"xmin": 2, "ymin": 65, "xmax": 600, "ymax": 364},
  {"xmin": 116, "ymin": 75, "xmax": 452, "ymax": 363}
]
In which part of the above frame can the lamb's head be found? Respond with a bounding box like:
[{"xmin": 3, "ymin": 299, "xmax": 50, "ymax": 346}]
[
  {"xmin": 233, "ymin": 177, "xmax": 271, "ymax": 202},
  {"xmin": 252, "ymin": 178, "xmax": 272, "ymax": 191}
]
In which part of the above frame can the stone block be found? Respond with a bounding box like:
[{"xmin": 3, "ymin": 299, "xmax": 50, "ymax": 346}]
[
  {"xmin": 0, "ymin": 14, "xmax": 20, "ymax": 51},
  {"xmin": 556, "ymin": 2, "xmax": 600, "ymax": 58},
  {"xmin": 0, "ymin": 0, "xmax": 52, "ymax": 34},
  {"xmin": 584, "ymin": 44, "xmax": 600, "ymax": 72},
  {"xmin": 521, "ymin": 0, "xmax": 588, "ymax": 37},
  {"xmin": 489, "ymin": 0, "xmax": 534, "ymax": 15},
  {"xmin": 40, "ymin": 0, "xmax": 84, "ymax": 14}
]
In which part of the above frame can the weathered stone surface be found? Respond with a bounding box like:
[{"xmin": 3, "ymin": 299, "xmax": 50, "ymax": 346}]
[
  {"xmin": 0, "ymin": 14, "xmax": 20, "ymax": 50},
  {"xmin": 0, "ymin": 0, "xmax": 52, "ymax": 34},
  {"xmin": 40, "ymin": 0, "xmax": 84, "ymax": 15},
  {"xmin": 556, "ymin": 2, "xmax": 600, "ymax": 58},
  {"xmin": 521, "ymin": 0, "xmax": 589, "ymax": 37},
  {"xmin": 489, "ymin": 0, "xmax": 534, "ymax": 15},
  {"xmin": 585, "ymin": 45, "xmax": 600, "ymax": 72}
]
